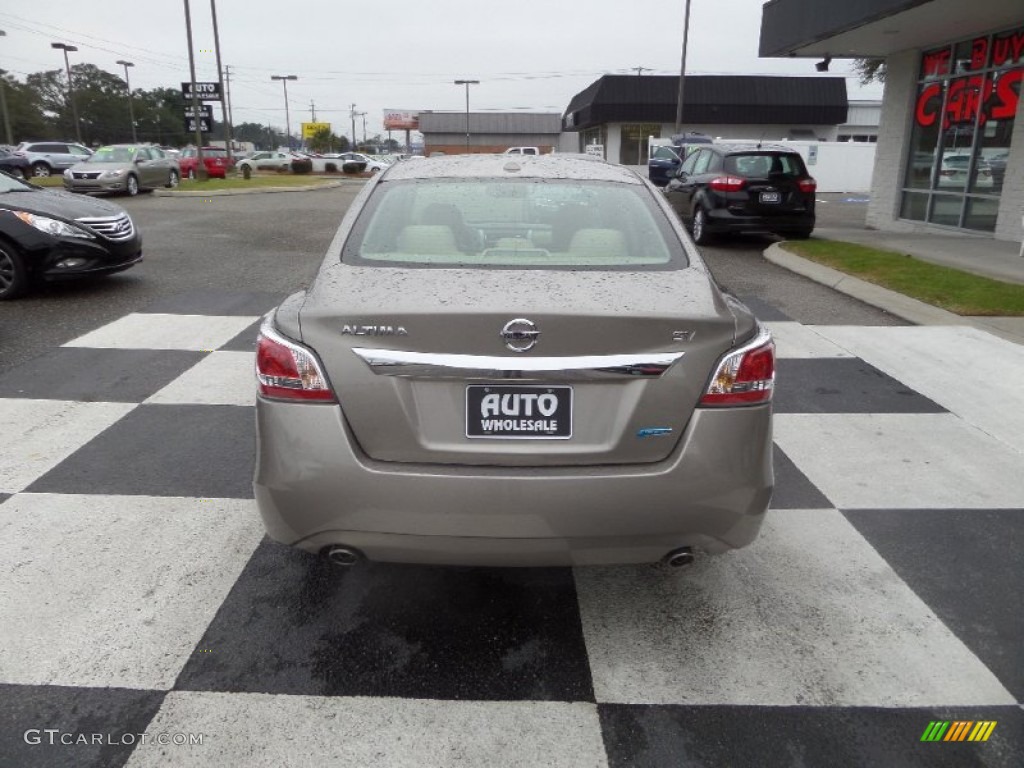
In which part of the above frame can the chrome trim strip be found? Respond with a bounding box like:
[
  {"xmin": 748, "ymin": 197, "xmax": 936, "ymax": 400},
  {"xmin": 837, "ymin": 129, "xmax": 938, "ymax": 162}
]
[{"xmin": 351, "ymin": 348, "xmax": 684, "ymax": 380}]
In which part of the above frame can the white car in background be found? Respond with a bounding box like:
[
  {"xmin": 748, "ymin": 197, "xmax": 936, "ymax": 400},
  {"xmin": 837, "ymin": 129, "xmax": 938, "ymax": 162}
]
[
  {"xmin": 338, "ymin": 152, "xmax": 388, "ymax": 173},
  {"xmin": 236, "ymin": 151, "xmax": 305, "ymax": 173}
]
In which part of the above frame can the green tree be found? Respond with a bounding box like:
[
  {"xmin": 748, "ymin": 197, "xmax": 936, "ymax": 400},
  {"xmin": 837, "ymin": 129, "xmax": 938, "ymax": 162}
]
[
  {"xmin": 307, "ymin": 124, "xmax": 333, "ymax": 153},
  {"xmin": 853, "ymin": 58, "xmax": 887, "ymax": 85},
  {"xmin": 0, "ymin": 72, "xmax": 49, "ymax": 142}
]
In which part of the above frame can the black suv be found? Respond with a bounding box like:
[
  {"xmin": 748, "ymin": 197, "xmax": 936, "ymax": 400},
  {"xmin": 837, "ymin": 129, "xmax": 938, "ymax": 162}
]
[{"xmin": 663, "ymin": 143, "xmax": 816, "ymax": 243}]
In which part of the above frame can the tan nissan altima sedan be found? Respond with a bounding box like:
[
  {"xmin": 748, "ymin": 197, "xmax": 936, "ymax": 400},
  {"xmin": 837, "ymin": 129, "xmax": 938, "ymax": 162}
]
[{"xmin": 253, "ymin": 154, "xmax": 774, "ymax": 568}]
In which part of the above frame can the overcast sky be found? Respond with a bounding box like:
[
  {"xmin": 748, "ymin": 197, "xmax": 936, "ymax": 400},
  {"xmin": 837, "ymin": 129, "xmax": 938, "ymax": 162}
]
[{"xmin": 0, "ymin": 1, "xmax": 884, "ymax": 141}]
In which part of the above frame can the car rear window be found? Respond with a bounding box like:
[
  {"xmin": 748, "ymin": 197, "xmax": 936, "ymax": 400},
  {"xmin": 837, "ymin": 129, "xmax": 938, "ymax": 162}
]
[
  {"xmin": 725, "ymin": 153, "xmax": 806, "ymax": 177},
  {"xmin": 342, "ymin": 178, "xmax": 687, "ymax": 270}
]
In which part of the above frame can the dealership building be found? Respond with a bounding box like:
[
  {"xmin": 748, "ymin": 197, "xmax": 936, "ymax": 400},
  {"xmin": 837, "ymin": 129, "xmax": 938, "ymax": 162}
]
[{"xmin": 760, "ymin": 0, "xmax": 1023, "ymax": 241}]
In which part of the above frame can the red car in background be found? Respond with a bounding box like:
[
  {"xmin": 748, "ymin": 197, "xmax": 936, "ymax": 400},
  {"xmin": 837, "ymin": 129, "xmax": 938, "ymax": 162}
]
[{"xmin": 177, "ymin": 146, "xmax": 233, "ymax": 179}]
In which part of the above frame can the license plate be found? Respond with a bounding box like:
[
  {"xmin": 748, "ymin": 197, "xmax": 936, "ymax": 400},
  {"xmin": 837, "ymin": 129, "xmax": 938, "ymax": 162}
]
[
  {"xmin": 466, "ymin": 385, "xmax": 572, "ymax": 439},
  {"xmin": 760, "ymin": 191, "xmax": 781, "ymax": 203}
]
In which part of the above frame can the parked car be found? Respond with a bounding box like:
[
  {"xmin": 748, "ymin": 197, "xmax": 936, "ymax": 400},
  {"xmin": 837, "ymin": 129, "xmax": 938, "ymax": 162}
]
[
  {"xmin": 0, "ymin": 171, "xmax": 142, "ymax": 300},
  {"xmin": 648, "ymin": 133, "xmax": 714, "ymax": 186},
  {"xmin": 938, "ymin": 154, "xmax": 993, "ymax": 190},
  {"xmin": 63, "ymin": 144, "xmax": 180, "ymax": 196},
  {"xmin": 177, "ymin": 146, "xmax": 232, "ymax": 179},
  {"xmin": 14, "ymin": 141, "xmax": 93, "ymax": 177},
  {"xmin": 504, "ymin": 146, "xmax": 540, "ymax": 155},
  {"xmin": 253, "ymin": 154, "xmax": 774, "ymax": 569},
  {"xmin": 0, "ymin": 147, "xmax": 30, "ymax": 179},
  {"xmin": 663, "ymin": 143, "xmax": 816, "ymax": 243},
  {"xmin": 338, "ymin": 152, "xmax": 386, "ymax": 173},
  {"xmin": 236, "ymin": 150, "xmax": 306, "ymax": 173}
]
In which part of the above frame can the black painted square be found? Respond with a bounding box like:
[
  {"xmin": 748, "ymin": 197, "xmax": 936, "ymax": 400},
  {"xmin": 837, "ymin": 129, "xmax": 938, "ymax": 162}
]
[
  {"xmin": 0, "ymin": 684, "xmax": 164, "ymax": 768},
  {"xmin": 739, "ymin": 295, "xmax": 792, "ymax": 322},
  {"xmin": 773, "ymin": 358, "xmax": 945, "ymax": 414},
  {"xmin": 27, "ymin": 404, "xmax": 255, "ymax": 498},
  {"xmin": 219, "ymin": 320, "xmax": 261, "ymax": 352},
  {"xmin": 0, "ymin": 493, "xmax": 10, "ymax": 506},
  {"xmin": 175, "ymin": 539, "xmax": 595, "ymax": 702},
  {"xmin": 770, "ymin": 445, "xmax": 833, "ymax": 509},
  {"xmin": 598, "ymin": 704, "xmax": 1023, "ymax": 768},
  {"xmin": 0, "ymin": 348, "xmax": 204, "ymax": 403},
  {"xmin": 844, "ymin": 508, "xmax": 1024, "ymax": 701},
  {"xmin": 139, "ymin": 290, "xmax": 285, "ymax": 317}
]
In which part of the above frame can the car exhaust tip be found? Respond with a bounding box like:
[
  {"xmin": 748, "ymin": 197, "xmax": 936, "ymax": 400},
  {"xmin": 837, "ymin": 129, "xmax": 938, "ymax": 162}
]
[
  {"xmin": 663, "ymin": 547, "xmax": 695, "ymax": 568},
  {"xmin": 321, "ymin": 545, "xmax": 363, "ymax": 567}
]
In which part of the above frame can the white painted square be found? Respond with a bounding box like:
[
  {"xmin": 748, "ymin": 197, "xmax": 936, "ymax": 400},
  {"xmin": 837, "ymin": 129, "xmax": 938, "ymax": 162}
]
[
  {"xmin": 63, "ymin": 314, "xmax": 257, "ymax": 352},
  {"xmin": 126, "ymin": 693, "xmax": 608, "ymax": 768},
  {"xmin": 774, "ymin": 413, "xmax": 1024, "ymax": 509},
  {"xmin": 0, "ymin": 399, "xmax": 135, "ymax": 493},
  {"xmin": 576, "ymin": 509, "xmax": 1015, "ymax": 707},
  {"xmin": 809, "ymin": 325, "xmax": 1024, "ymax": 455},
  {"xmin": 766, "ymin": 321, "xmax": 855, "ymax": 359},
  {"xmin": 146, "ymin": 352, "xmax": 256, "ymax": 406},
  {"xmin": 0, "ymin": 494, "xmax": 264, "ymax": 689}
]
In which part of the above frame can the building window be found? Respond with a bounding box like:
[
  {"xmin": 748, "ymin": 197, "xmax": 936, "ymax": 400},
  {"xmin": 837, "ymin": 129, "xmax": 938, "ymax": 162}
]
[
  {"xmin": 901, "ymin": 25, "xmax": 1022, "ymax": 232},
  {"xmin": 619, "ymin": 123, "xmax": 661, "ymax": 165}
]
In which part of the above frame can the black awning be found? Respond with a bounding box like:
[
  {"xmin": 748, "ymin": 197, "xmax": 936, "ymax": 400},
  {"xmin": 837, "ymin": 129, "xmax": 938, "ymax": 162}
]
[{"xmin": 563, "ymin": 75, "xmax": 848, "ymax": 131}]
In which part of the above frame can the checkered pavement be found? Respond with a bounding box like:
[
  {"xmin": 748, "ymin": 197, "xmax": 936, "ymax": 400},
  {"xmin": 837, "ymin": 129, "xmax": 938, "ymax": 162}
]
[{"xmin": 1, "ymin": 291, "xmax": 1022, "ymax": 767}]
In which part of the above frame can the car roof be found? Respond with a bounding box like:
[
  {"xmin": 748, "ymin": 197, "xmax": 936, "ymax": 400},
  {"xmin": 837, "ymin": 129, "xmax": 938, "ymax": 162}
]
[
  {"xmin": 712, "ymin": 142, "xmax": 803, "ymax": 154},
  {"xmin": 382, "ymin": 154, "xmax": 640, "ymax": 184}
]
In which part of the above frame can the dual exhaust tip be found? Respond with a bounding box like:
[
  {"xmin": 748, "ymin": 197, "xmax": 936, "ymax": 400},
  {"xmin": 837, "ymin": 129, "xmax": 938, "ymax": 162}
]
[{"xmin": 321, "ymin": 544, "xmax": 695, "ymax": 569}]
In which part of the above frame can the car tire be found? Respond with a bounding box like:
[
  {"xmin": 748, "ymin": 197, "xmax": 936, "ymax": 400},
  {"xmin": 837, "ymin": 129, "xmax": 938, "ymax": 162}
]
[
  {"xmin": 126, "ymin": 175, "xmax": 139, "ymax": 197},
  {"xmin": 8, "ymin": 167, "xmax": 25, "ymax": 179},
  {"xmin": 166, "ymin": 170, "xmax": 179, "ymax": 188},
  {"xmin": 691, "ymin": 207, "xmax": 713, "ymax": 245},
  {"xmin": 0, "ymin": 240, "xmax": 29, "ymax": 301},
  {"xmin": 31, "ymin": 162, "xmax": 52, "ymax": 178},
  {"xmin": 786, "ymin": 228, "xmax": 814, "ymax": 240}
]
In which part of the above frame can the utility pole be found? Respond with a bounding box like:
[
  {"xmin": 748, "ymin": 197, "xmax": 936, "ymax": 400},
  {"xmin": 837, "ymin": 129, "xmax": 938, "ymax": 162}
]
[
  {"xmin": 115, "ymin": 60, "xmax": 136, "ymax": 143},
  {"xmin": 182, "ymin": 0, "xmax": 207, "ymax": 179},
  {"xmin": 349, "ymin": 103, "xmax": 357, "ymax": 150},
  {"xmin": 631, "ymin": 66, "xmax": 649, "ymax": 76},
  {"xmin": 210, "ymin": 0, "xmax": 232, "ymax": 162},
  {"xmin": 0, "ymin": 32, "xmax": 14, "ymax": 146},
  {"xmin": 224, "ymin": 64, "xmax": 234, "ymax": 129},
  {"xmin": 674, "ymin": 0, "xmax": 693, "ymax": 135},
  {"xmin": 310, "ymin": 100, "xmax": 316, "ymax": 121}
]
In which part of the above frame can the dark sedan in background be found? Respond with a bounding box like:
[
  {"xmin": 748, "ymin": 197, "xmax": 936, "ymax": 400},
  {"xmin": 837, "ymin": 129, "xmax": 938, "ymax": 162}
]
[{"xmin": 0, "ymin": 173, "xmax": 142, "ymax": 300}]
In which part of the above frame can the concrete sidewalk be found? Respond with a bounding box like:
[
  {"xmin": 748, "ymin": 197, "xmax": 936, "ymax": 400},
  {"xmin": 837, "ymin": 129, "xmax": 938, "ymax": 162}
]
[{"xmin": 766, "ymin": 224, "xmax": 1024, "ymax": 345}]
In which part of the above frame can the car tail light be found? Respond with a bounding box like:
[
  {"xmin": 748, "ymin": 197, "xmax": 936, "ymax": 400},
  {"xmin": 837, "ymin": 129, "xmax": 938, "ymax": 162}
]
[
  {"xmin": 709, "ymin": 175, "xmax": 746, "ymax": 192},
  {"xmin": 700, "ymin": 329, "xmax": 775, "ymax": 407},
  {"xmin": 256, "ymin": 318, "xmax": 336, "ymax": 402},
  {"xmin": 798, "ymin": 178, "xmax": 817, "ymax": 193}
]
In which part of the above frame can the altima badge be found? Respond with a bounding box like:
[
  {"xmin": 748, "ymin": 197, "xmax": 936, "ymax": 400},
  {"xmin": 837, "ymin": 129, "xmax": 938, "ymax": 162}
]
[
  {"xmin": 341, "ymin": 325, "xmax": 408, "ymax": 336},
  {"xmin": 501, "ymin": 318, "xmax": 540, "ymax": 352}
]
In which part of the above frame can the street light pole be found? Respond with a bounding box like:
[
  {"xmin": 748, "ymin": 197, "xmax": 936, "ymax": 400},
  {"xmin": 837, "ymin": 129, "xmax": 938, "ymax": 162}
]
[
  {"xmin": 0, "ymin": 31, "xmax": 13, "ymax": 146},
  {"xmin": 454, "ymin": 79, "xmax": 479, "ymax": 154},
  {"xmin": 210, "ymin": 0, "xmax": 232, "ymax": 163},
  {"xmin": 350, "ymin": 103, "xmax": 357, "ymax": 151},
  {"xmin": 271, "ymin": 75, "xmax": 297, "ymax": 150},
  {"xmin": 115, "ymin": 60, "xmax": 137, "ymax": 143},
  {"xmin": 51, "ymin": 42, "xmax": 81, "ymax": 143},
  {"xmin": 673, "ymin": 0, "xmax": 693, "ymax": 135}
]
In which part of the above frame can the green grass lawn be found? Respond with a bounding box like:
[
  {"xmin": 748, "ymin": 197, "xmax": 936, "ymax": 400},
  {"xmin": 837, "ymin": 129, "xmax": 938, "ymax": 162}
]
[
  {"xmin": 784, "ymin": 239, "xmax": 1024, "ymax": 316},
  {"xmin": 26, "ymin": 173, "xmax": 355, "ymax": 191}
]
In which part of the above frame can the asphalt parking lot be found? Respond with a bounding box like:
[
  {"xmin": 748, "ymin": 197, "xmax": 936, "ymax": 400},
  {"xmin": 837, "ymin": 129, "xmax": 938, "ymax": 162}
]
[{"xmin": 1, "ymin": 185, "xmax": 1021, "ymax": 767}]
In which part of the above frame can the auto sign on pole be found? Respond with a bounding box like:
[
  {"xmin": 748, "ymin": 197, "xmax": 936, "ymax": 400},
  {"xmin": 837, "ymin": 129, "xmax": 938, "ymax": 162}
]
[{"xmin": 181, "ymin": 80, "xmax": 222, "ymax": 101}]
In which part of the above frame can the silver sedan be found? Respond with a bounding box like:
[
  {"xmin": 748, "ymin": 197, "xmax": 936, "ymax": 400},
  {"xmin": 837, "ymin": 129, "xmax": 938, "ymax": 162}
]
[{"xmin": 253, "ymin": 155, "xmax": 774, "ymax": 568}]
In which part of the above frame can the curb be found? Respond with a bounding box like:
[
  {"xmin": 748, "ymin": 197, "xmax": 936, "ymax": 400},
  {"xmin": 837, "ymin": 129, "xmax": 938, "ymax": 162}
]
[
  {"xmin": 764, "ymin": 242, "xmax": 1024, "ymax": 345},
  {"xmin": 154, "ymin": 179, "xmax": 361, "ymax": 197}
]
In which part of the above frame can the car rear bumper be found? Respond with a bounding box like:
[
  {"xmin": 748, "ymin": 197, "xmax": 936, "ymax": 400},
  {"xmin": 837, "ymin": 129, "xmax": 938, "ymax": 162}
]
[
  {"xmin": 706, "ymin": 207, "xmax": 814, "ymax": 234},
  {"xmin": 254, "ymin": 400, "xmax": 773, "ymax": 566}
]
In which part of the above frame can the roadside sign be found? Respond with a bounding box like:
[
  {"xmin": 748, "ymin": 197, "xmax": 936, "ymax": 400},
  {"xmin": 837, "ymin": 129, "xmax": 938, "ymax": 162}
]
[
  {"xmin": 301, "ymin": 122, "xmax": 331, "ymax": 139},
  {"xmin": 585, "ymin": 144, "xmax": 604, "ymax": 158},
  {"xmin": 181, "ymin": 81, "xmax": 222, "ymax": 101},
  {"xmin": 183, "ymin": 104, "xmax": 213, "ymax": 120},
  {"xmin": 185, "ymin": 116, "xmax": 212, "ymax": 133}
]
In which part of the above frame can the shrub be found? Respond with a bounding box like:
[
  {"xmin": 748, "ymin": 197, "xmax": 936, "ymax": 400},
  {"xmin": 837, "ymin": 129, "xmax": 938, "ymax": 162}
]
[
  {"xmin": 325, "ymin": 162, "xmax": 338, "ymax": 173},
  {"xmin": 291, "ymin": 158, "xmax": 313, "ymax": 174}
]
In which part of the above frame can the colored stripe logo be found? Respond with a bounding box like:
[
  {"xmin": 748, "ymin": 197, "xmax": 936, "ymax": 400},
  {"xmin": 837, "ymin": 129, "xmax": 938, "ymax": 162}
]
[{"xmin": 920, "ymin": 721, "xmax": 997, "ymax": 742}]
